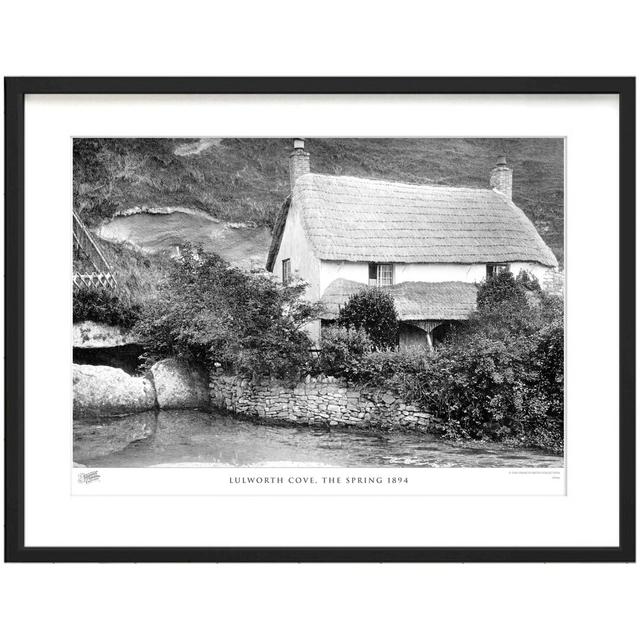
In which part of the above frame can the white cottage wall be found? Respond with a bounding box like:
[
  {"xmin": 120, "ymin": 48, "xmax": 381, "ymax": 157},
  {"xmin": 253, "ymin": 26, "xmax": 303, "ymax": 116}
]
[
  {"xmin": 273, "ymin": 201, "xmax": 322, "ymax": 341},
  {"xmin": 319, "ymin": 260, "xmax": 552, "ymax": 295}
]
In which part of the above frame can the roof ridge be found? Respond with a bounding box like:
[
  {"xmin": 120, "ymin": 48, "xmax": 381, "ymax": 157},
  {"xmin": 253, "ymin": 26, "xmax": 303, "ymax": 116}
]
[{"xmin": 301, "ymin": 172, "xmax": 494, "ymax": 193}]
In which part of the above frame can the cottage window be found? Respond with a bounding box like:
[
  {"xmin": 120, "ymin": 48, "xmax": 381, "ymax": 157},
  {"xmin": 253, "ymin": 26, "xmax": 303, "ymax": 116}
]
[
  {"xmin": 368, "ymin": 262, "xmax": 394, "ymax": 286},
  {"xmin": 377, "ymin": 263, "xmax": 394, "ymax": 286},
  {"xmin": 486, "ymin": 263, "xmax": 509, "ymax": 279},
  {"xmin": 282, "ymin": 258, "xmax": 291, "ymax": 284}
]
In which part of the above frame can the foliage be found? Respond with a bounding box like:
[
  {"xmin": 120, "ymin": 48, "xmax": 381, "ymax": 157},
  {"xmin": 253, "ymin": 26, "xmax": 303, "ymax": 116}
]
[
  {"xmin": 133, "ymin": 247, "xmax": 321, "ymax": 379},
  {"xmin": 312, "ymin": 326, "xmax": 373, "ymax": 379},
  {"xmin": 411, "ymin": 272, "xmax": 564, "ymax": 452},
  {"xmin": 353, "ymin": 350, "xmax": 428, "ymax": 391},
  {"xmin": 312, "ymin": 331, "xmax": 429, "ymax": 391},
  {"xmin": 466, "ymin": 271, "xmax": 560, "ymax": 340},
  {"xmin": 73, "ymin": 287, "xmax": 141, "ymax": 329},
  {"xmin": 313, "ymin": 271, "xmax": 564, "ymax": 453},
  {"xmin": 477, "ymin": 270, "xmax": 528, "ymax": 309},
  {"xmin": 337, "ymin": 287, "xmax": 399, "ymax": 349},
  {"xmin": 73, "ymin": 234, "xmax": 173, "ymax": 308},
  {"xmin": 415, "ymin": 335, "xmax": 548, "ymax": 441}
]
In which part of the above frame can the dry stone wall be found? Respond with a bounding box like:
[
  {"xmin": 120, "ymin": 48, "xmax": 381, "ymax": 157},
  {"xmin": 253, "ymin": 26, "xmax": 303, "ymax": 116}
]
[{"xmin": 209, "ymin": 372, "xmax": 433, "ymax": 431}]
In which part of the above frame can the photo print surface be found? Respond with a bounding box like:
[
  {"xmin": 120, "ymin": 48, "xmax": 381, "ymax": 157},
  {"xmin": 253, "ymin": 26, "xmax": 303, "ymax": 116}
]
[{"xmin": 72, "ymin": 137, "xmax": 565, "ymax": 469}]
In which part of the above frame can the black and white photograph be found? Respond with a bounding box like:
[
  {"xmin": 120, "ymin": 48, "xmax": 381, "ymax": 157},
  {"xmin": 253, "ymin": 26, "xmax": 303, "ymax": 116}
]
[
  {"xmin": 3, "ymin": 75, "xmax": 634, "ymax": 565},
  {"xmin": 72, "ymin": 136, "xmax": 565, "ymax": 470},
  {"xmin": 3, "ymin": 2, "xmax": 638, "ymax": 634}
]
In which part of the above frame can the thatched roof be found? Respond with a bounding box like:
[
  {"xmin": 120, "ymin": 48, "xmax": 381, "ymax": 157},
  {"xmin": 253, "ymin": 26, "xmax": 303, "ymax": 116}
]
[
  {"xmin": 319, "ymin": 278, "xmax": 478, "ymax": 321},
  {"xmin": 266, "ymin": 173, "xmax": 558, "ymax": 270}
]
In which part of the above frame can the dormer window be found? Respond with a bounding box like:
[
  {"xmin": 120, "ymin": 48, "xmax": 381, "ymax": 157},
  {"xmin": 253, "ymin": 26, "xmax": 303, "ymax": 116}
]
[
  {"xmin": 369, "ymin": 262, "xmax": 394, "ymax": 286},
  {"xmin": 486, "ymin": 263, "xmax": 509, "ymax": 279},
  {"xmin": 282, "ymin": 258, "xmax": 291, "ymax": 284}
]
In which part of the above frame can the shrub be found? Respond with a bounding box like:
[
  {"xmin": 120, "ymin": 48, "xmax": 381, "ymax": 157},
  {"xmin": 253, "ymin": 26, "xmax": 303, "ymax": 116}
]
[
  {"xmin": 337, "ymin": 287, "xmax": 399, "ymax": 349},
  {"xmin": 309, "ymin": 270, "xmax": 564, "ymax": 452},
  {"xmin": 466, "ymin": 270, "xmax": 560, "ymax": 340},
  {"xmin": 477, "ymin": 270, "xmax": 528, "ymax": 309},
  {"xmin": 73, "ymin": 287, "xmax": 141, "ymax": 329},
  {"xmin": 354, "ymin": 350, "xmax": 430, "ymax": 395},
  {"xmin": 313, "ymin": 326, "xmax": 373, "ymax": 379},
  {"xmin": 313, "ymin": 333, "xmax": 429, "ymax": 390},
  {"xmin": 409, "ymin": 273, "xmax": 564, "ymax": 452},
  {"xmin": 515, "ymin": 269, "xmax": 542, "ymax": 293},
  {"xmin": 134, "ymin": 246, "xmax": 321, "ymax": 379},
  {"xmin": 415, "ymin": 334, "xmax": 535, "ymax": 439}
]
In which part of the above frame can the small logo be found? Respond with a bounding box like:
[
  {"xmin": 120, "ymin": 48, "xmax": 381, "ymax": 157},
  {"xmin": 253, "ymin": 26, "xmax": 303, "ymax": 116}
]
[{"xmin": 78, "ymin": 470, "xmax": 101, "ymax": 484}]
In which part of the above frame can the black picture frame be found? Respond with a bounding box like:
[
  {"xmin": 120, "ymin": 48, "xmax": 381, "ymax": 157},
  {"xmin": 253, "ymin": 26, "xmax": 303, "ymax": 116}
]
[{"xmin": 4, "ymin": 77, "xmax": 636, "ymax": 563}]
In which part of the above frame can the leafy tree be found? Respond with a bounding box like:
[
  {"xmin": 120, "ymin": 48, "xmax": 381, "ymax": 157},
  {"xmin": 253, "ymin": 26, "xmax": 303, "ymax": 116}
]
[
  {"xmin": 337, "ymin": 287, "xmax": 399, "ymax": 349},
  {"xmin": 134, "ymin": 247, "xmax": 320, "ymax": 379}
]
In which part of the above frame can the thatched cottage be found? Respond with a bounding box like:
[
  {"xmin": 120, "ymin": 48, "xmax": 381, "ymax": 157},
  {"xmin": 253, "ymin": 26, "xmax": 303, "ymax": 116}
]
[{"xmin": 266, "ymin": 139, "xmax": 559, "ymax": 349}]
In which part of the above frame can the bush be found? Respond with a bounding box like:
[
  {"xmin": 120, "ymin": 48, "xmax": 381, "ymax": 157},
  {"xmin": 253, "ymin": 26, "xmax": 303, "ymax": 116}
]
[
  {"xmin": 313, "ymin": 326, "xmax": 373, "ymax": 379},
  {"xmin": 311, "ymin": 271, "xmax": 564, "ymax": 452},
  {"xmin": 337, "ymin": 287, "xmax": 399, "ymax": 349},
  {"xmin": 415, "ymin": 334, "xmax": 531, "ymax": 437},
  {"xmin": 134, "ymin": 246, "xmax": 321, "ymax": 379},
  {"xmin": 313, "ymin": 332, "xmax": 429, "ymax": 391},
  {"xmin": 353, "ymin": 350, "xmax": 425, "ymax": 386},
  {"xmin": 409, "ymin": 273, "xmax": 564, "ymax": 452},
  {"xmin": 477, "ymin": 270, "xmax": 527, "ymax": 309},
  {"xmin": 73, "ymin": 287, "xmax": 141, "ymax": 328},
  {"xmin": 413, "ymin": 329, "xmax": 563, "ymax": 452}
]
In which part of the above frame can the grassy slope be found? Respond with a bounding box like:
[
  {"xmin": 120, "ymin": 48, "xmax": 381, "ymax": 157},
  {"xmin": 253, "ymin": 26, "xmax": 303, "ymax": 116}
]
[
  {"xmin": 74, "ymin": 235, "xmax": 173, "ymax": 304},
  {"xmin": 74, "ymin": 138, "xmax": 564, "ymax": 299}
]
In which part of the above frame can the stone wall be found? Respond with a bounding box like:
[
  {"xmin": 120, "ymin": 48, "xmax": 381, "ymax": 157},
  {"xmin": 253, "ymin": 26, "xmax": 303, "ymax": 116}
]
[{"xmin": 209, "ymin": 372, "xmax": 433, "ymax": 431}]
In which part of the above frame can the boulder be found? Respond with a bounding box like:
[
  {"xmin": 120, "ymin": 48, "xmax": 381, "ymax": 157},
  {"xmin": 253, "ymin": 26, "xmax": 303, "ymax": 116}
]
[
  {"xmin": 150, "ymin": 358, "xmax": 209, "ymax": 409},
  {"xmin": 73, "ymin": 321, "xmax": 136, "ymax": 349},
  {"xmin": 73, "ymin": 364, "xmax": 156, "ymax": 417}
]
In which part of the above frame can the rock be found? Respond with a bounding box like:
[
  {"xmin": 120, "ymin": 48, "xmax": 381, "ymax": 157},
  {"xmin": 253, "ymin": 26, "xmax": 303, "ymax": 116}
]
[
  {"xmin": 73, "ymin": 364, "xmax": 156, "ymax": 417},
  {"xmin": 73, "ymin": 321, "xmax": 137, "ymax": 349},
  {"xmin": 150, "ymin": 358, "xmax": 210, "ymax": 409}
]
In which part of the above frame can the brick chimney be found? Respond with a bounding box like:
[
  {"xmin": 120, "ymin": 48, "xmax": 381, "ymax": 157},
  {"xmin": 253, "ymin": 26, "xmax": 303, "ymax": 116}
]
[
  {"xmin": 490, "ymin": 155, "xmax": 513, "ymax": 200},
  {"xmin": 289, "ymin": 138, "xmax": 310, "ymax": 190}
]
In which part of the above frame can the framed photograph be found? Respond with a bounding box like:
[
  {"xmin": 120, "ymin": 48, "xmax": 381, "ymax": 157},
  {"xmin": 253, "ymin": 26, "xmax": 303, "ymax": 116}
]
[{"xmin": 4, "ymin": 77, "xmax": 635, "ymax": 562}]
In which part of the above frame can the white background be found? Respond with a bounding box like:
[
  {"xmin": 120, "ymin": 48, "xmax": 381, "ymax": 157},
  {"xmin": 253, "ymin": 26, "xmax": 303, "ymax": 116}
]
[{"xmin": 1, "ymin": 2, "xmax": 638, "ymax": 639}]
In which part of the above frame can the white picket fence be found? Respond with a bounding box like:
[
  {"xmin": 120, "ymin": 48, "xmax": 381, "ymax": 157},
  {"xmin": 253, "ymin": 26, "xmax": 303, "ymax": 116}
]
[{"xmin": 73, "ymin": 272, "xmax": 118, "ymax": 291}]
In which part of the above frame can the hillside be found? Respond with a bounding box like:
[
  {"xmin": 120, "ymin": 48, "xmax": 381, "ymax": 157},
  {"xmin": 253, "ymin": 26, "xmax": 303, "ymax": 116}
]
[{"xmin": 73, "ymin": 137, "xmax": 564, "ymax": 296}]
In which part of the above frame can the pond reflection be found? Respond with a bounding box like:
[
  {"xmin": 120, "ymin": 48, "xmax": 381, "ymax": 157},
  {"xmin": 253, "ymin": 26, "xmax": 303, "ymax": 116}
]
[{"xmin": 74, "ymin": 409, "xmax": 564, "ymax": 468}]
